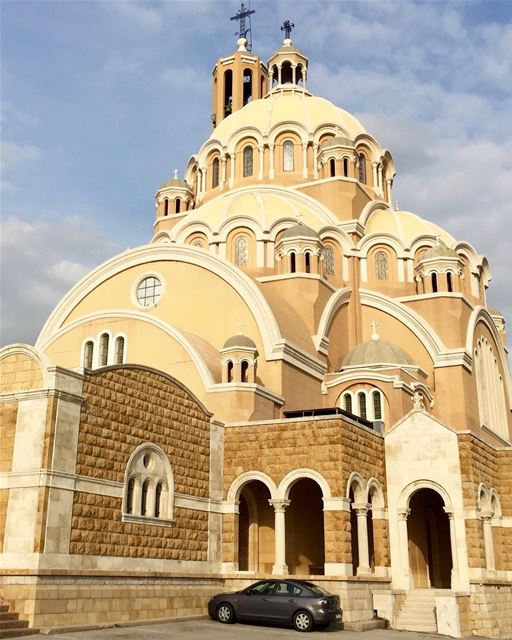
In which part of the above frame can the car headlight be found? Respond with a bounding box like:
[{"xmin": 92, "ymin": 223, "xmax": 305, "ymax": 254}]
[{"xmin": 320, "ymin": 599, "xmax": 328, "ymax": 606}]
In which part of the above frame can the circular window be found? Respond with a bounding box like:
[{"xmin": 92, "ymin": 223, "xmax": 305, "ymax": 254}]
[{"xmin": 136, "ymin": 276, "xmax": 162, "ymax": 307}]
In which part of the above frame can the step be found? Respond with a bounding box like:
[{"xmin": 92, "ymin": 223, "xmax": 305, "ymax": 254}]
[
  {"xmin": 0, "ymin": 631, "xmax": 39, "ymax": 639},
  {"xmin": 0, "ymin": 609, "xmax": 8, "ymax": 615},
  {"xmin": 397, "ymin": 624, "xmax": 437, "ymax": 633},
  {"xmin": 0, "ymin": 616, "xmax": 19, "ymax": 623},
  {"xmin": 0, "ymin": 621, "xmax": 28, "ymax": 631}
]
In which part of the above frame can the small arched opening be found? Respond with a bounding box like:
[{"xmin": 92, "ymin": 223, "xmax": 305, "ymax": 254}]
[
  {"xmin": 224, "ymin": 69, "xmax": 233, "ymax": 116},
  {"xmin": 243, "ymin": 68, "xmax": 252, "ymax": 105},
  {"xmin": 329, "ymin": 158, "xmax": 336, "ymax": 177},
  {"xmin": 290, "ymin": 252, "xmax": 296, "ymax": 273},
  {"xmin": 281, "ymin": 61, "xmax": 293, "ymax": 84},
  {"xmin": 241, "ymin": 360, "xmax": 249, "ymax": 383},
  {"xmin": 343, "ymin": 157, "xmax": 349, "ymax": 177},
  {"xmin": 238, "ymin": 481, "xmax": 274, "ymax": 573},
  {"xmin": 227, "ymin": 361, "xmax": 234, "ymax": 383},
  {"xmin": 431, "ymin": 272, "xmax": 438, "ymax": 293}
]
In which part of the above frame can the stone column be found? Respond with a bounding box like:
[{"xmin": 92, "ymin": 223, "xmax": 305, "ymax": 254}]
[
  {"xmin": 302, "ymin": 143, "xmax": 308, "ymax": 178},
  {"xmin": 258, "ymin": 146, "xmax": 264, "ymax": 180},
  {"xmin": 269, "ymin": 144, "xmax": 275, "ymax": 179},
  {"xmin": 220, "ymin": 155, "xmax": 227, "ymax": 188},
  {"xmin": 355, "ymin": 505, "xmax": 372, "ymax": 576},
  {"xmin": 323, "ymin": 498, "xmax": 352, "ymax": 575},
  {"xmin": 269, "ymin": 498, "xmax": 290, "ymax": 575},
  {"xmin": 481, "ymin": 512, "xmax": 495, "ymax": 572},
  {"xmin": 277, "ymin": 65, "xmax": 282, "ymax": 85},
  {"xmin": 292, "ymin": 64, "xmax": 296, "ymax": 85},
  {"xmin": 377, "ymin": 164, "xmax": 383, "ymax": 195},
  {"xmin": 372, "ymin": 161, "xmax": 378, "ymax": 189},
  {"xmin": 386, "ymin": 178, "xmax": 393, "ymax": 204},
  {"xmin": 397, "ymin": 508, "xmax": 411, "ymax": 585},
  {"xmin": 313, "ymin": 143, "xmax": 319, "ymax": 178},
  {"xmin": 229, "ymin": 153, "xmax": 236, "ymax": 188},
  {"xmin": 221, "ymin": 509, "xmax": 239, "ymax": 572}
]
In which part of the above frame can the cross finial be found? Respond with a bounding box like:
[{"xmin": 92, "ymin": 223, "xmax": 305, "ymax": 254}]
[
  {"xmin": 230, "ymin": 3, "xmax": 255, "ymax": 42},
  {"xmin": 237, "ymin": 323, "xmax": 246, "ymax": 335},
  {"xmin": 394, "ymin": 200, "xmax": 400, "ymax": 211},
  {"xmin": 370, "ymin": 321, "xmax": 380, "ymax": 341},
  {"xmin": 296, "ymin": 212, "xmax": 304, "ymax": 224},
  {"xmin": 281, "ymin": 20, "xmax": 295, "ymax": 40},
  {"xmin": 173, "ymin": 168, "xmax": 179, "ymax": 179}
]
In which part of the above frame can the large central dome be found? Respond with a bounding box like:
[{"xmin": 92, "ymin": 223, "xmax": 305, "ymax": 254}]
[{"xmin": 209, "ymin": 91, "xmax": 367, "ymax": 145}]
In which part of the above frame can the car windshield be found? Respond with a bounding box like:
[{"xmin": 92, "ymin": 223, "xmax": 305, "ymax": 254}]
[{"xmin": 302, "ymin": 581, "xmax": 330, "ymax": 596}]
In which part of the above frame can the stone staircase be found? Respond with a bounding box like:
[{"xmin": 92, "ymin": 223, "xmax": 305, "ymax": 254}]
[
  {"xmin": 395, "ymin": 589, "xmax": 438, "ymax": 633},
  {"xmin": 0, "ymin": 603, "xmax": 36, "ymax": 639}
]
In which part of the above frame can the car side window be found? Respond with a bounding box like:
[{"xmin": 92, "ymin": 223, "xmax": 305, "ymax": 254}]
[
  {"xmin": 275, "ymin": 582, "xmax": 302, "ymax": 596},
  {"xmin": 249, "ymin": 581, "xmax": 275, "ymax": 595}
]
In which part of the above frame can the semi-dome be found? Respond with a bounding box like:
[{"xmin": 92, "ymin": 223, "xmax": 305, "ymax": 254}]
[
  {"xmin": 281, "ymin": 222, "xmax": 320, "ymax": 240},
  {"xmin": 364, "ymin": 208, "xmax": 455, "ymax": 246},
  {"xmin": 209, "ymin": 92, "xmax": 367, "ymax": 146},
  {"xmin": 422, "ymin": 243, "xmax": 459, "ymax": 260},
  {"xmin": 222, "ymin": 334, "xmax": 257, "ymax": 350},
  {"xmin": 340, "ymin": 337, "xmax": 415, "ymax": 368}
]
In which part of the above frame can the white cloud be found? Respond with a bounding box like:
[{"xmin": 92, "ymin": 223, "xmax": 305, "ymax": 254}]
[
  {"xmin": 0, "ymin": 215, "xmax": 119, "ymax": 346},
  {"xmin": 1, "ymin": 140, "xmax": 41, "ymax": 170}
]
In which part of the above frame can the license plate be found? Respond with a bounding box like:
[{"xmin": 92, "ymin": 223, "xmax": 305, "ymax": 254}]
[{"xmin": 336, "ymin": 613, "xmax": 342, "ymax": 620}]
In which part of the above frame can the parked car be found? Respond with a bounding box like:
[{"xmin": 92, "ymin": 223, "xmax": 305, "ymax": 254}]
[{"xmin": 208, "ymin": 578, "xmax": 342, "ymax": 632}]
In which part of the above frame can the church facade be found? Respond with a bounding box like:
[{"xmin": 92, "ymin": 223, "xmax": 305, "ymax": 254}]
[{"xmin": 1, "ymin": 26, "xmax": 511, "ymax": 638}]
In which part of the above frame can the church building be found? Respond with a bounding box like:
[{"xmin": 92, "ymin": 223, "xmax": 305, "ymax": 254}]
[{"xmin": 1, "ymin": 18, "xmax": 511, "ymax": 638}]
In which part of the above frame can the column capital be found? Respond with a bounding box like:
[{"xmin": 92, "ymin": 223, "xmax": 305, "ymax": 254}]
[
  {"xmin": 269, "ymin": 499, "xmax": 291, "ymax": 513},
  {"xmin": 397, "ymin": 508, "xmax": 411, "ymax": 521},
  {"xmin": 443, "ymin": 507, "xmax": 454, "ymax": 519},
  {"xmin": 480, "ymin": 511, "xmax": 493, "ymax": 522}
]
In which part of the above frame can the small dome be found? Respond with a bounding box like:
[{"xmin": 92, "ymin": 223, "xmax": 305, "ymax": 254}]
[
  {"xmin": 320, "ymin": 136, "xmax": 354, "ymax": 149},
  {"xmin": 422, "ymin": 244, "xmax": 459, "ymax": 260},
  {"xmin": 159, "ymin": 177, "xmax": 189, "ymax": 190},
  {"xmin": 341, "ymin": 338, "xmax": 415, "ymax": 368},
  {"xmin": 223, "ymin": 334, "xmax": 257, "ymax": 350},
  {"xmin": 281, "ymin": 223, "xmax": 320, "ymax": 240}
]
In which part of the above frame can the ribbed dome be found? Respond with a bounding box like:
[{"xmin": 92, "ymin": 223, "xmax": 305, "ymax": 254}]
[
  {"xmin": 159, "ymin": 177, "xmax": 189, "ymax": 190},
  {"xmin": 320, "ymin": 135, "xmax": 354, "ymax": 149},
  {"xmin": 364, "ymin": 208, "xmax": 455, "ymax": 246},
  {"xmin": 341, "ymin": 338, "xmax": 415, "ymax": 368},
  {"xmin": 281, "ymin": 223, "xmax": 320, "ymax": 240},
  {"xmin": 222, "ymin": 334, "xmax": 257, "ymax": 350},
  {"xmin": 422, "ymin": 244, "xmax": 459, "ymax": 260}
]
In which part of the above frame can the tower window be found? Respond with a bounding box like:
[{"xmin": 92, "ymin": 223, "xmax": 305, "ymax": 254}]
[
  {"xmin": 373, "ymin": 390, "xmax": 382, "ymax": 420},
  {"xmin": 358, "ymin": 392, "xmax": 367, "ymax": 420},
  {"xmin": 375, "ymin": 251, "xmax": 389, "ymax": 281},
  {"xmin": 84, "ymin": 340, "xmax": 94, "ymax": 369},
  {"xmin": 290, "ymin": 252, "xmax": 296, "ymax": 273},
  {"xmin": 358, "ymin": 153, "xmax": 367, "ymax": 183},
  {"xmin": 175, "ymin": 198, "xmax": 181, "ymax": 214},
  {"xmin": 283, "ymin": 140, "xmax": 294, "ymax": 171},
  {"xmin": 136, "ymin": 276, "xmax": 162, "ymax": 307},
  {"xmin": 154, "ymin": 482, "xmax": 163, "ymax": 518},
  {"xmin": 163, "ymin": 199, "xmax": 169, "ymax": 216},
  {"xmin": 243, "ymin": 68, "xmax": 252, "ymax": 105},
  {"xmin": 330, "ymin": 158, "xmax": 336, "ymax": 177},
  {"xmin": 447, "ymin": 272, "xmax": 453, "ymax": 292},
  {"xmin": 343, "ymin": 393, "xmax": 352, "ymax": 413},
  {"xmin": 227, "ymin": 361, "xmax": 234, "ymax": 383},
  {"xmin": 305, "ymin": 252, "xmax": 311, "ymax": 273},
  {"xmin": 126, "ymin": 477, "xmax": 135, "ymax": 515},
  {"xmin": 281, "ymin": 61, "xmax": 293, "ymax": 84},
  {"xmin": 115, "ymin": 336, "xmax": 125, "ymax": 365},
  {"xmin": 343, "ymin": 158, "xmax": 349, "ymax": 177},
  {"xmin": 224, "ymin": 69, "xmax": 233, "ymax": 116},
  {"xmin": 241, "ymin": 361, "xmax": 249, "ymax": 383},
  {"xmin": 99, "ymin": 333, "xmax": 109, "ymax": 367},
  {"xmin": 243, "ymin": 146, "xmax": 253, "ymax": 177},
  {"xmin": 432, "ymin": 273, "xmax": 438, "ymax": 293},
  {"xmin": 324, "ymin": 245, "xmax": 335, "ymax": 276},
  {"xmin": 234, "ymin": 235, "xmax": 249, "ymax": 267},
  {"xmin": 212, "ymin": 157, "xmax": 220, "ymax": 188}
]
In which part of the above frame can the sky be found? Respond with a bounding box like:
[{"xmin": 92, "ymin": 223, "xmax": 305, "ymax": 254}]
[{"xmin": 1, "ymin": 0, "xmax": 511, "ymax": 346}]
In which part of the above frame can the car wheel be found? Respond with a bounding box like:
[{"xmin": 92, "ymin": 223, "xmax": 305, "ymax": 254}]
[
  {"xmin": 293, "ymin": 610, "xmax": 313, "ymax": 632},
  {"xmin": 216, "ymin": 602, "xmax": 235, "ymax": 624}
]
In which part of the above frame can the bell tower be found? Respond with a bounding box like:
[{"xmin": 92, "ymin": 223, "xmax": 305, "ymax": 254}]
[{"xmin": 211, "ymin": 4, "xmax": 268, "ymax": 129}]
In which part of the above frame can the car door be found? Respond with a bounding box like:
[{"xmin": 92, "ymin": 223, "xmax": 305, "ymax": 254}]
[
  {"xmin": 261, "ymin": 581, "xmax": 303, "ymax": 622},
  {"xmin": 236, "ymin": 581, "xmax": 277, "ymax": 620}
]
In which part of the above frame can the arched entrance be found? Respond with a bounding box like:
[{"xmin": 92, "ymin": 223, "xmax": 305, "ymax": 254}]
[
  {"xmin": 407, "ymin": 488, "xmax": 452, "ymax": 588},
  {"xmin": 238, "ymin": 481, "xmax": 274, "ymax": 573},
  {"xmin": 285, "ymin": 478, "xmax": 325, "ymax": 575}
]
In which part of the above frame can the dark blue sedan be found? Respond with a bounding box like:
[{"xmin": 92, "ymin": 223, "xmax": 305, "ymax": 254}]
[{"xmin": 208, "ymin": 579, "xmax": 342, "ymax": 632}]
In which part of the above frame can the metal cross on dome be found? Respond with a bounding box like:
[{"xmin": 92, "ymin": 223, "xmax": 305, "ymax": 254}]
[
  {"xmin": 230, "ymin": 3, "xmax": 255, "ymax": 42},
  {"xmin": 281, "ymin": 20, "xmax": 295, "ymax": 39}
]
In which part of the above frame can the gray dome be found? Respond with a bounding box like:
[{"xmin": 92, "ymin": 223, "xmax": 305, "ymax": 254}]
[
  {"xmin": 281, "ymin": 223, "xmax": 320, "ymax": 240},
  {"xmin": 159, "ymin": 177, "xmax": 189, "ymax": 190},
  {"xmin": 223, "ymin": 334, "xmax": 257, "ymax": 350},
  {"xmin": 341, "ymin": 338, "xmax": 415, "ymax": 368},
  {"xmin": 422, "ymin": 244, "xmax": 458, "ymax": 260},
  {"xmin": 320, "ymin": 136, "xmax": 354, "ymax": 149}
]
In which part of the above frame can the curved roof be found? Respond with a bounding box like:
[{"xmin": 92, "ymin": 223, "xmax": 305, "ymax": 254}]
[
  {"xmin": 209, "ymin": 92, "xmax": 367, "ymax": 146},
  {"xmin": 281, "ymin": 222, "xmax": 320, "ymax": 240},
  {"xmin": 364, "ymin": 208, "xmax": 456, "ymax": 247},
  {"xmin": 422, "ymin": 244, "xmax": 459, "ymax": 260},
  {"xmin": 223, "ymin": 334, "xmax": 257, "ymax": 349},
  {"xmin": 341, "ymin": 338, "xmax": 415, "ymax": 368},
  {"xmin": 159, "ymin": 177, "xmax": 189, "ymax": 190}
]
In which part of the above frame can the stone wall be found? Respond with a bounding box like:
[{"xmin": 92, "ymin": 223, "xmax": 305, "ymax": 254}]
[
  {"xmin": 0, "ymin": 401, "xmax": 17, "ymax": 472},
  {"xmin": 69, "ymin": 366, "xmax": 212, "ymax": 561},
  {"xmin": 470, "ymin": 583, "xmax": 512, "ymax": 638},
  {"xmin": 0, "ymin": 353, "xmax": 44, "ymax": 393}
]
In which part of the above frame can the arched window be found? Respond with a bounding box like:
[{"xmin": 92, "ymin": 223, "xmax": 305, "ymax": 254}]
[
  {"xmin": 126, "ymin": 477, "xmax": 135, "ymax": 515},
  {"xmin": 241, "ymin": 360, "xmax": 249, "ymax": 383},
  {"xmin": 431, "ymin": 272, "xmax": 438, "ymax": 293},
  {"xmin": 475, "ymin": 337, "xmax": 509, "ymax": 440},
  {"xmin": 358, "ymin": 153, "xmax": 367, "ymax": 183},
  {"xmin": 123, "ymin": 444, "xmax": 174, "ymax": 524},
  {"xmin": 324, "ymin": 245, "xmax": 335, "ymax": 276},
  {"xmin": 343, "ymin": 393, "xmax": 353, "ymax": 414},
  {"xmin": 283, "ymin": 140, "xmax": 294, "ymax": 171},
  {"xmin": 243, "ymin": 68, "xmax": 252, "ymax": 105},
  {"xmin": 175, "ymin": 198, "xmax": 181, "ymax": 214},
  {"xmin": 290, "ymin": 252, "xmax": 296, "ymax": 273},
  {"xmin": 84, "ymin": 340, "xmax": 94, "ymax": 369},
  {"xmin": 447, "ymin": 272, "xmax": 453, "ymax": 292},
  {"xmin": 212, "ymin": 157, "xmax": 220, "ymax": 188},
  {"xmin": 154, "ymin": 482, "xmax": 163, "ymax": 518},
  {"xmin": 375, "ymin": 251, "xmax": 389, "ymax": 281},
  {"xmin": 115, "ymin": 336, "xmax": 125, "ymax": 365},
  {"xmin": 234, "ymin": 235, "xmax": 249, "ymax": 266},
  {"xmin": 372, "ymin": 390, "xmax": 382, "ymax": 420},
  {"xmin": 163, "ymin": 199, "xmax": 169, "ymax": 216},
  {"xmin": 358, "ymin": 392, "xmax": 367, "ymax": 420},
  {"xmin": 330, "ymin": 158, "xmax": 336, "ymax": 177},
  {"xmin": 224, "ymin": 69, "xmax": 233, "ymax": 116},
  {"xmin": 343, "ymin": 157, "xmax": 349, "ymax": 177},
  {"xmin": 99, "ymin": 333, "xmax": 109, "ymax": 366},
  {"xmin": 227, "ymin": 361, "xmax": 234, "ymax": 383},
  {"xmin": 243, "ymin": 146, "xmax": 253, "ymax": 177},
  {"xmin": 305, "ymin": 252, "xmax": 311, "ymax": 273}
]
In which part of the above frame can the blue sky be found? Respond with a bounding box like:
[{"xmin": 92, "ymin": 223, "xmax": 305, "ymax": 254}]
[{"xmin": 1, "ymin": 0, "xmax": 511, "ymax": 345}]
